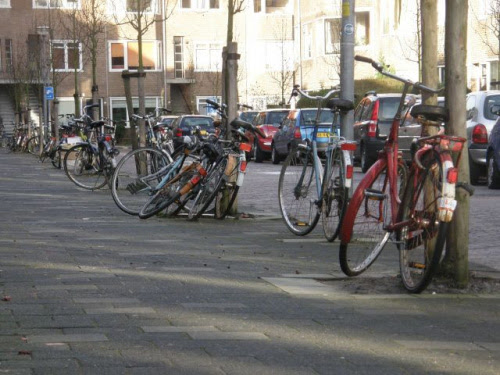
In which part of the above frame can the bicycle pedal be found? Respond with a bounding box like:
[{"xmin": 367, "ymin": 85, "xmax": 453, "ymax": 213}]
[{"xmin": 365, "ymin": 188, "xmax": 386, "ymax": 201}]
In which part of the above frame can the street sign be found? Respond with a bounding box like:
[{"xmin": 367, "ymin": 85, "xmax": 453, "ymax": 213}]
[{"xmin": 45, "ymin": 86, "xmax": 54, "ymax": 100}]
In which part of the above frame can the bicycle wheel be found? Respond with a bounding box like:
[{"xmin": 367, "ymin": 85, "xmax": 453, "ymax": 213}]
[
  {"xmin": 339, "ymin": 161, "xmax": 407, "ymax": 276},
  {"xmin": 187, "ymin": 158, "xmax": 228, "ymax": 221},
  {"xmin": 111, "ymin": 147, "xmax": 172, "ymax": 216},
  {"xmin": 64, "ymin": 144, "xmax": 107, "ymax": 190},
  {"xmin": 139, "ymin": 168, "xmax": 195, "ymax": 219},
  {"xmin": 321, "ymin": 148, "xmax": 347, "ymax": 242},
  {"xmin": 398, "ymin": 153, "xmax": 447, "ymax": 293},
  {"xmin": 50, "ymin": 148, "xmax": 62, "ymax": 169},
  {"xmin": 27, "ymin": 136, "xmax": 40, "ymax": 155},
  {"xmin": 278, "ymin": 149, "xmax": 320, "ymax": 236}
]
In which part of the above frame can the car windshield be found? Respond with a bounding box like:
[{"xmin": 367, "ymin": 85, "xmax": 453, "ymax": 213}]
[
  {"xmin": 484, "ymin": 95, "xmax": 500, "ymax": 121},
  {"xmin": 267, "ymin": 111, "xmax": 289, "ymax": 125},
  {"xmin": 240, "ymin": 112, "xmax": 257, "ymax": 122},
  {"xmin": 182, "ymin": 117, "xmax": 213, "ymax": 128},
  {"xmin": 300, "ymin": 110, "xmax": 334, "ymax": 125},
  {"xmin": 378, "ymin": 97, "xmax": 401, "ymax": 121}
]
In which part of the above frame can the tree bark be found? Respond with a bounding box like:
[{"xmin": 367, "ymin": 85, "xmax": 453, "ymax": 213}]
[{"xmin": 442, "ymin": 0, "xmax": 469, "ymax": 287}]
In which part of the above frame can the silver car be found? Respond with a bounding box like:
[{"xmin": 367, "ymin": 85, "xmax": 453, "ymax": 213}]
[{"xmin": 466, "ymin": 91, "xmax": 500, "ymax": 184}]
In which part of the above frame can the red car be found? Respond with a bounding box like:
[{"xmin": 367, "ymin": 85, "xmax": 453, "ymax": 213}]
[{"xmin": 247, "ymin": 109, "xmax": 290, "ymax": 162}]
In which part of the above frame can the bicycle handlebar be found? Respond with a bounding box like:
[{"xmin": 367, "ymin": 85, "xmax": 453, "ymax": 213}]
[
  {"xmin": 355, "ymin": 55, "xmax": 443, "ymax": 95},
  {"xmin": 289, "ymin": 85, "xmax": 341, "ymax": 104}
]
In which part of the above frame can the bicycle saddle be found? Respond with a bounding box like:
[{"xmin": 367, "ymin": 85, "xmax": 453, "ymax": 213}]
[
  {"xmin": 326, "ymin": 98, "xmax": 354, "ymax": 112},
  {"xmin": 230, "ymin": 119, "xmax": 266, "ymax": 138},
  {"xmin": 410, "ymin": 105, "xmax": 449, "ymax": 123}
]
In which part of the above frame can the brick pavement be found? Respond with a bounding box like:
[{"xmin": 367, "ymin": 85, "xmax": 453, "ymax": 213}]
[{"xmin": 0, "ymin": 150, "xmax": 499, "ymax": 374}]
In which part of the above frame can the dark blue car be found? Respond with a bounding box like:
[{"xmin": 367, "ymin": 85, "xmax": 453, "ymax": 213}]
[
  {"xmin": 271, "ymin": 108, "xmax": 335, "ymax": 164},
  {"xmin": 487, "ymin": 108, "xmax": 500, "ymax": 189}
]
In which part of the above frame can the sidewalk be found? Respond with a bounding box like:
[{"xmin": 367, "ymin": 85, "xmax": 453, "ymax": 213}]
[{"xmin": 0, "ymin": 150, "xmax": 499, "ymax": 374}]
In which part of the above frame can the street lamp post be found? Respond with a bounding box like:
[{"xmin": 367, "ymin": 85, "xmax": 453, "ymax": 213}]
[
  {"xmin": 37, "ymin": 26, "xmax": 50, "ymax": 156},
  {"xmin": 340, "ymin": 0, "xmax": 355, "ymax": 140}
]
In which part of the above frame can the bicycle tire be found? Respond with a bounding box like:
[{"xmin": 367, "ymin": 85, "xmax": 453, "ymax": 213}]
[
  {"xmin": 51, "ymin": 149, "xmax": 62, "ymax": 169},
  {"xmin": 339, "ymin": 161, "xmax": 408, "ymax": 276},
  {"xmin": 278, "ymin": 149, "xmax": 320, "ymax": 236},
  {"xmin": 64, "ymin": 144, "xmax": 107, "ymax": 190},
  {"xmin": 27, "ymin": 136, "xmax": 40, "ymax": 156},
  {"xmin": 139, "ymin": 168, "xmax": 195, "ymax": 219},
  {"xmin": 321, "ymin": 147, "xmax": 347, "ymax": 242},
  {"xmin": 111, "ymin": 147, "xmax": 172, "ymax": 216},
  {"xmin": 187, "ymin": 158, "xmax": 228, "ymax": 221},
  {"xmin": 398, "ymin": 153, "xmax": 447, "ymax": 293}
]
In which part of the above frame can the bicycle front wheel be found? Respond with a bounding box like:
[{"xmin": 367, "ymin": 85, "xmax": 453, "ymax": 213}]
[
  {"xmin": 339, "ymin": 161, "xmax": 407, "ymax": 276},
  {"xmin": 111, "ymin": 147, "xmax": 172, "ymax": 216},
  {"xmin": 64, "ymin": 144, "xmax": 107, "ymax": 190},
  {"xmin": 321, "ymin": 148, "xmax": 347, "ymax": 242},
  {"xmin": 278, "ymin": 149, "xmax": 320, "ymax": 236},
  {"xmin": 27, "ymin": 136, "xmax": 40, "ymax": 156},
  {"xmin": 398, "ymin": 153, "xmax": 447, "ymax": 293},
  {"xmin": 215, "ymin": 155, "xmax": 240, "ymax": 219},
  {"xmin": 187, "ymin": 158, "xmax": 228, "ymax": 221}
]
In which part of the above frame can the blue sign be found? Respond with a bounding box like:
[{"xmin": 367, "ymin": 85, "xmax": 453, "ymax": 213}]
[{"xmin": 45, "ymin": 86, "xmax": 54, "ymax": 100}]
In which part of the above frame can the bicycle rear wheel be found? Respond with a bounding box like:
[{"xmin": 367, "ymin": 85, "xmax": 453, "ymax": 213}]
[
  {"xmin": 215, "ymin": 155, "xmax": 240, "ymax": 219},
  {"xmin": 187, "ymin": 158, "xmax": 228, "ymax": 221},
  {"xmin": 111, "ymin": 147, "xmax": 172, "ymax": 216},
  {"xmin": 64, "ymin": 144, "xmax": 107, "ymax": 190},
  {"xmin": 398, "ymin": 153, "xmax": 447, "ymax": 293},
  {"xmin": 339, "ymin": 161, "xmax": 407, "ymax": 276},
  {"xmin": 321, "ymin": 148, "xmax": 347, "ymax": 242},
  {"xmin": 278, "ymin": 149, "xmax": 320, "ymax": 236},
  {"xmin": 27, "ymin": 136, "xmax": 40, "ymax": 156}
]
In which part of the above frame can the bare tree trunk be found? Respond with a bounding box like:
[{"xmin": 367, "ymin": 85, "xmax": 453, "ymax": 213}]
[
  {"xmin": 122, "ymin": 71, "xmax": 138, "ymax": 152},
  {"xmin": 420, "ymin": 0, "xmax": 438, "ymax": 109},
  {"xmin": 442, "ymin": 0, "xmax": 470, "ymax": 287}
]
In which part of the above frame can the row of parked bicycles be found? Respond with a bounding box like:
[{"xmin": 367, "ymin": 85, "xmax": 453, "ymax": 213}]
[{"xmin": 8, "ymin": 56, "xmax": 474, "ymax": 293}]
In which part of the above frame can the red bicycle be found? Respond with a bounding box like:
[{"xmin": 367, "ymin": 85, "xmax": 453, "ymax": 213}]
[{"xmin": 339, "ymin": 55, "xmax": 472, "ymax": 293}]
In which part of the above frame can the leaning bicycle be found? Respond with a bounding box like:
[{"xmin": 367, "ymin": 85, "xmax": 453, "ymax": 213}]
[
  {"xmin": 278, "ymin": 85, "xmax": 356, "ymax": 242},
  {"xmin": 339, "ymin": 55, "xmax": 473, "ymax": 293}
]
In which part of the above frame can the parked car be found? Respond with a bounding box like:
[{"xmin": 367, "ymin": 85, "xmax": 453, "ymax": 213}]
[
  {"xmin": 170, "ymin": 115, "xmax": 215, "ymax": 150},
  {"xmin": 248, "ymin": 109, "xmax": 290, "ymax": 162},
  {"xmin": 271, "ymin": 108, "xmax": 336, "ymax": 164},
  {"xmin": 487, "ymin": 107, "xmax": 500, "ymax": 189},
  {"xmin": 353, "ymin": 92, "xmax": 415, "ymax": 172},
  {"xmin": 238, "ymin": 111, "xmax": 258, "ymax": 123},
  {"xmin": 466, "ymin": 90, "xmax": 500, "ymax": 184},
  {"xmin": 156, "ymin": 115, "xmax": 178, "ymax": 129}
]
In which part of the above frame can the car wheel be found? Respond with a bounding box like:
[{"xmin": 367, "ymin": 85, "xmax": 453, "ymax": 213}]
[
  {"xmin": 253, "ymin": 140, "xmax": 264, "ymax": 163},
  {"xmin": 360, "ymin": 144, "xmax": 372, "ymax": 173},
  {"xmin": 271, "ymin": 144, "xmax": 280, "ymax": 164},
  {"xmin": 469, "ymin": 154, "xmax": 483, "ymax": 185},
  {"xmin": 487, "ymin": 155, "xmax": 500, "ymax": 189}
]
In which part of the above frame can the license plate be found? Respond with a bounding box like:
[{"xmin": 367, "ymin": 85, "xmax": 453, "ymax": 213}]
[{"xmin": 316, "ymin": 132, "xmax": 329, "ymax": 138}]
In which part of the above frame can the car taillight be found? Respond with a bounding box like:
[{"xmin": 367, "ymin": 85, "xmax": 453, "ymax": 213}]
[
  {"xmin": 294, "ymin": 127, "xmax": 301, "ymax": 139},
  {"xmin": 367, "ymin": 101, "xmax": 379, "ymax": 137},
  {"xmin": 472, "ymin": 124, "xmax": 488, "ymax": 144},
  {"xmin": 175, "ymin": 129, "xmax": 183, "ymax": 137}
]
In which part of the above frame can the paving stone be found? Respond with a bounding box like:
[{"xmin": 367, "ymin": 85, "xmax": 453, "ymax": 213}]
[
  {"xmin": 84, "ymin": 307, "xmax": 156, "ymax": 315},
  {"xmin": 27, "ymin": 334, "xmax": 108, "ymax": 344},
  {"xmin": 188, "ymin": 332, "xmax": 268, "ymax": 340}
]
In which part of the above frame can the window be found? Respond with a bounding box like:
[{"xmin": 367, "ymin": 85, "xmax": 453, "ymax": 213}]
[
  {"xmin": 490, "ymin": 61, "xmax": 500, "ymax": 90},
  {"xmin": 126, "ymin": 0, "xmax": 156, "ymax": 13},
  {"xmin": 5, "ymin": 38, "xmax": 12, "ymax": 72},
  {"xmin": 194, "ymin": 42, "xmax": 222, "ymax": 72},
  {"xmin": 109, "ymin": 41, "xmax": 161, "ymax": 71},
  {"xmin": 110, "ymin": 97, "xmax": 161, "ymax": 127},
  {"xmin": 253, "ymin": 0, "xmax": 290, "ymax": 13},
  {"xmin": 174, "ymin": 36, "xmax": 185, "ymax": 79},
  {"xmin": 0, "ymin": 0, "xmax": 11, "ymax": 8},
  {"xmin": 355, "ymin": 12, "xmax": 370, "ymax": 46},
  {"xmin": 325, "ymin": 18, "xmax": 341, "ymax": 54},
  {"xmin": 34, "ymin": 0, "xmax": 80, "ymax": 9},
  {"xmin": 52, "ymin": 41, "xmax": 82, "ymax": 71},
  {"xmin": 181, "ymin": 0, "xmax": 220, "ymax": 10},
  {"xmin": 197, "ymin": 96, "xmax": 221, "ymax": 115}
]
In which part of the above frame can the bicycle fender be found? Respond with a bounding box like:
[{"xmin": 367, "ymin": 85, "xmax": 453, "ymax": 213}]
[
  {"xmin": 437, "ymin": 154, "xmax": 457, "ymax": 223},
  {"xmin": 342, "ymin": 149, "xmax": 353, "ymax": 189}
]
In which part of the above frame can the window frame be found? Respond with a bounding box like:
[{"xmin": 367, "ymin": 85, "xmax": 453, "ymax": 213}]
[
  {"xmin": 33, "ymin": 0, "xmax": 81, "ymax": 9},
  {"xmin": 193, "ymin": 41, "xmax": 223, "ymax": 72},
  {"xmin": 109, "ymin": 96, "xmax": 162, "ymax": 128},
  {"xmin": 180, "ymin": 0, "xmax": 221, "ymax": 11},
  {"xmin": 0, "ymin": 0, "xmax": 11, "ymax": 8},
  {"xmin": 51, "ymin": 40, "xmax": 83, "ymax": 72},
  {"xmin": 108, "ymin": 40, "xmax": 162, "ymax": 72}
]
